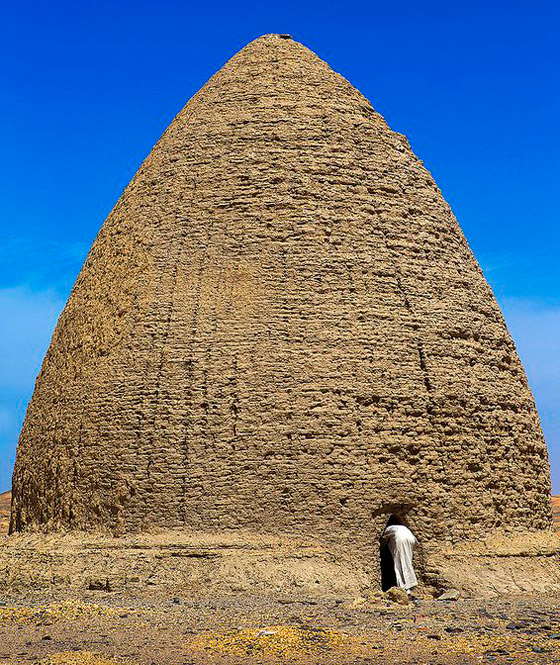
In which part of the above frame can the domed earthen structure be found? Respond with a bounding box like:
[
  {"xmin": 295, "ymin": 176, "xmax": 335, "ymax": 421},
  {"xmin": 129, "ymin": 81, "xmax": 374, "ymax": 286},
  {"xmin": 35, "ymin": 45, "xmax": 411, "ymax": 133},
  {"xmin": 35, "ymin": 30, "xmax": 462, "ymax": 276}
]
[{"xmin": 11, "ymin": 35, "xmax": 552, "ymax": 569}]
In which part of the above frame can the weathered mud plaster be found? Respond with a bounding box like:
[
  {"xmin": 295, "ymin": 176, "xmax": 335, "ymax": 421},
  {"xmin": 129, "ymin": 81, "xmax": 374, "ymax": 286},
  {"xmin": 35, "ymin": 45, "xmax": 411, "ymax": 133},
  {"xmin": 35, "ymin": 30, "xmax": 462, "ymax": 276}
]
[{"xmin": 10, "ymin": 35, "xmax": 553, "ymax": 588}]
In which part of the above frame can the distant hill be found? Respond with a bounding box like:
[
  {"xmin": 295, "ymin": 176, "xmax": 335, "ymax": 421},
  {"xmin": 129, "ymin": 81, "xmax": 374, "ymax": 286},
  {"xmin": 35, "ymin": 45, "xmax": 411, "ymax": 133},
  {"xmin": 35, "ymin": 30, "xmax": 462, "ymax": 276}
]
[
  {"xmin": 553, "ymin": 495, "xmax": 560, "ymax": 530},
  {"xmin": 0, "ymin": 490, "xmax": 10, "ymax": 534}
]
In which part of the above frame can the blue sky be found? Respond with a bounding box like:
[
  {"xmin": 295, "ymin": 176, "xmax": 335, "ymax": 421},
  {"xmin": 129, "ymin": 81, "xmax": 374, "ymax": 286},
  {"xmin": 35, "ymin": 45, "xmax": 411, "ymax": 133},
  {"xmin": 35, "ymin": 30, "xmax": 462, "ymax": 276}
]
[{"xmin": 1, "ymin": 0, "xmax": 558, "ymax": 493}]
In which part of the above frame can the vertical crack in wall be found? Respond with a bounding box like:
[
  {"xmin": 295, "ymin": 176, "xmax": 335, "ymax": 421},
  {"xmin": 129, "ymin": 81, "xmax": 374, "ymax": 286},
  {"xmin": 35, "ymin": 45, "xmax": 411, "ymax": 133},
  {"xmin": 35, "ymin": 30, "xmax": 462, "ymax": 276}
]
[
  {"xmin": 416, "ymin": 340, "xmax": 434, "ymax": 415},
  {"xmin": 143, "ymin": 229, "xmax": 182, "ymax": 521},
  {"xmin": 231, "ymin": 353, "xmax": 240, "ymax": 439},
  {"xmin": 384, "ymin": 240, "xmax": 435, "ymax": 406},
  {"xmin": 380, "ymin": 230, "xmax": 439, "ymax": 508},
  {"xmin": 180, "ymin": 358, "xmax": 194, "ymax": 525},
  {"xmin": 116, "ymin": 220, "xmax": 150, "ymax": 528}
]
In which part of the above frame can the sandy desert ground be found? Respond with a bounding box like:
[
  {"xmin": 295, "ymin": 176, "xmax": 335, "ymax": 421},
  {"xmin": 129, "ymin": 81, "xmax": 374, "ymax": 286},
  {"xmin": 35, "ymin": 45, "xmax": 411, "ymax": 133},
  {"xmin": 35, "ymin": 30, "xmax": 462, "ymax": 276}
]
[{"xmin": 1, "ymin": 492, "xmax": 559, "ymax": 665}]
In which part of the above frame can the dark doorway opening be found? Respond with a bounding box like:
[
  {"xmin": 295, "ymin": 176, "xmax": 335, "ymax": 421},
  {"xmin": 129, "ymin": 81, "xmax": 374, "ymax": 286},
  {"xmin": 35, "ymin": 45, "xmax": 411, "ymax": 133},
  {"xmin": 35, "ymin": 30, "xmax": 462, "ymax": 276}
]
[{"xmin": 380, "ymin": 514, "xmax": 400, "ymax": 591}]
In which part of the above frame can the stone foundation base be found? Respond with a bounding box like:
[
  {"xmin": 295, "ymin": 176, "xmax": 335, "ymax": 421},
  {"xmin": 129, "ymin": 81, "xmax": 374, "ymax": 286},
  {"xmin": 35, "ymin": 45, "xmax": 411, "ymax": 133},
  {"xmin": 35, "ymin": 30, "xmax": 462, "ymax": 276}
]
[
  {"xmin": 1, "ymin": 529, "xmax": 559, "ymax": 598},
  {"xmin": 427, "ymin": 531, "xmax": 560, "ymax": 596}
]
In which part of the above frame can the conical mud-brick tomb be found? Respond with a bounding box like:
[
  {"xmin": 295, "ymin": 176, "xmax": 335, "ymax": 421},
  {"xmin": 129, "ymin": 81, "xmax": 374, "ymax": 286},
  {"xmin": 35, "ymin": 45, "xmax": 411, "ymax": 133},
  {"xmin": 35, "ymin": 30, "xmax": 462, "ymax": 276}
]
[{"xmin": 11, "ymin": 35, "xmax": 552, "ymax": 579}]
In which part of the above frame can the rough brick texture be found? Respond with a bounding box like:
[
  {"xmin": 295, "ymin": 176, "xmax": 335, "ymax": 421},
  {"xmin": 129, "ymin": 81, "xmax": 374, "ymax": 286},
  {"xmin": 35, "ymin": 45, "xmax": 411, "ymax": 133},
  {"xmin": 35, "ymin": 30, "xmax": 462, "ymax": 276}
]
[{"xmin": 11, "ymin": 35, "xmax": 552, "ymax": 552}]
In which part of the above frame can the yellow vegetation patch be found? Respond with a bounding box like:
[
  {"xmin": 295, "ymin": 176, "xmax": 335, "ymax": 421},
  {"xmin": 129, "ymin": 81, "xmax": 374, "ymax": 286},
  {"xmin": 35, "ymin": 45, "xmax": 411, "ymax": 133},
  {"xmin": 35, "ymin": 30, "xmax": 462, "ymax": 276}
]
[
  {"xmin": 39, "ymin": 652, "xmax": 131, "ymax": 665},
  {"xmin": 189, "ymin": 624, "xmax": 347, "ymax": 659},
  {"xmin": 0, "ymin": 599, "xmax": 130, "ymax": 625},
  {"xmin": 436, "ymin": 631, "xmax": 560, "ymax": 660}
]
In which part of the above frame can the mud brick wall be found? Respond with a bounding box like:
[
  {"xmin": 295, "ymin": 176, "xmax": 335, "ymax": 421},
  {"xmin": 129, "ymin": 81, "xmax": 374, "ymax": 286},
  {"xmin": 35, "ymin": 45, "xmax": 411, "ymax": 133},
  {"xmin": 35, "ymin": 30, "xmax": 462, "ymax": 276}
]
[{"xmin": 11, "ymin": 35, "xmax": 552, "ymax": 557}]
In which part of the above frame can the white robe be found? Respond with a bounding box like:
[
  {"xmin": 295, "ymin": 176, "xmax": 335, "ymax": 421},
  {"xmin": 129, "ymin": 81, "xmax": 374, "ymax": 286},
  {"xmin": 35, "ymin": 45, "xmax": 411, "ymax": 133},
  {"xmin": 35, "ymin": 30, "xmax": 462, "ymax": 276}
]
[{"xmin": 383, "ymin": 524, "xmax": 418, "ymax": 591}]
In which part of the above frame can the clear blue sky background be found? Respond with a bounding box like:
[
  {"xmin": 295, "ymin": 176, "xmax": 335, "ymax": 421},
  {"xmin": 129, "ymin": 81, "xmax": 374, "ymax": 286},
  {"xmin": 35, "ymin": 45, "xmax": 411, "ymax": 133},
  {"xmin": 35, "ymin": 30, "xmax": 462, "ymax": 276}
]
[{"xmin": 1, "ymin": 0, "xmax": 558, "ymax": 493}]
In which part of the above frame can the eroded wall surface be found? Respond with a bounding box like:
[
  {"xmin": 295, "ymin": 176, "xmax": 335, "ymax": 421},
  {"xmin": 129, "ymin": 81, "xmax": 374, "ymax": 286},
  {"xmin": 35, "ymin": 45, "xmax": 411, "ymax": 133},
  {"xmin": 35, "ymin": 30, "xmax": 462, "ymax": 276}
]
[{"xmin": 11, "ymin": 35, "xmax": 552, "ymax": 551}]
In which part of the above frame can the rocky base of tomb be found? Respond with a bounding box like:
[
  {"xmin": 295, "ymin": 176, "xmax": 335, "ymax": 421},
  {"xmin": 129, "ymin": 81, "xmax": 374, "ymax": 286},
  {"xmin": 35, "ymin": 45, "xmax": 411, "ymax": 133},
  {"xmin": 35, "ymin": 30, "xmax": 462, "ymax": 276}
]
[
  {"xmin": 426, "ymin": 531, "xmax": 560, "ymax": 596},
  {"xmin": 0, "ymin": 530, "xmax": 371, "ymax": 598},
  {"xmin": 2, "ymin": 525, "xmax": 560, "ymax": 662},
  {"xmin": 1, "ymin": 528, "xmax": 559, "ymax": 599}
]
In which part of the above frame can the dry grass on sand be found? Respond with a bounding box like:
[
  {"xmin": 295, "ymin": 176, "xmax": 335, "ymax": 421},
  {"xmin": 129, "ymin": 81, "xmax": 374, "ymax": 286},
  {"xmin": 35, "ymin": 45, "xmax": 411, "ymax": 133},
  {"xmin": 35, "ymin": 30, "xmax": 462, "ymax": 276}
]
[{"xmin": 1, "ymin": 592, "xmax": 560, "ymax": 664}]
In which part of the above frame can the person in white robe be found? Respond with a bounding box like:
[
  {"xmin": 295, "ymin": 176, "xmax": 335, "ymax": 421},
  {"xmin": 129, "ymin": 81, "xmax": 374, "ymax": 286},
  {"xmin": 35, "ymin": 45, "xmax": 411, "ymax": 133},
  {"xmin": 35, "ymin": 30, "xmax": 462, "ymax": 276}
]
[{"xmin": 382, "ymin": 523, "xmax": 418, "ymax": 592}]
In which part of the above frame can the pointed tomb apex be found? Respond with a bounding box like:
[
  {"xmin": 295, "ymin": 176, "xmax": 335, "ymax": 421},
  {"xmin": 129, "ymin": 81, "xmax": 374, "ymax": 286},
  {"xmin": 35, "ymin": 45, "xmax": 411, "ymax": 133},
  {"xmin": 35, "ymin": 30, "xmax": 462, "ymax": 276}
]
[{"xmin": 10, "ymin": 33, "xmax": 552, "ymax": 572}]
